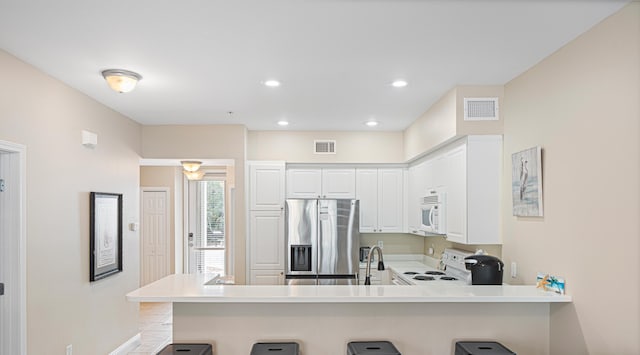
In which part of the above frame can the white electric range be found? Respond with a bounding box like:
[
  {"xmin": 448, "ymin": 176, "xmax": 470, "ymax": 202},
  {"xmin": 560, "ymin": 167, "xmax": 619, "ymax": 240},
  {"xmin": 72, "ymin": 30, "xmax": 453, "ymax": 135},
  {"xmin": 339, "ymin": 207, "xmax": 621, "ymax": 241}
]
[{"xmin": 391, "ymin": 249, "xmax": 474, "ymax": 285}]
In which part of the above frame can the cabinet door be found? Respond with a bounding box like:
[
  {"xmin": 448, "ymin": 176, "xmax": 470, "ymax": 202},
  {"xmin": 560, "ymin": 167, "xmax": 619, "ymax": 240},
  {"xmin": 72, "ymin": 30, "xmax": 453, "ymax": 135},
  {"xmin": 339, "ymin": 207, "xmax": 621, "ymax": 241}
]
[
  {"xmin": 408, "ymin": 161, "xmax": 430, "ymax": 234},
  {"xmin": 250, "ymin": 270, "xmax": 284, "ymax": 285},
  {"xmin": 286, "ymin": 169, "xmax": 322, "ymax": 198},
  {"xmin": 444, "ymin": 145, "xmax": 467, "ymax": 244},
  {"xmin": 431, "ymin": 154, "xmax": 447, "ymax": 189},
  {"xmin": 355, "ymin": 169, "xmax": 378, "ymax": 233},
  {"xmin": 322, "ymin": 169, "xmax": 356, "ymax": 198},
  {"xmin": 249, "ymin": 163, "xmax": 285, "ymax": 210},
  {"xmin": 466, "ymin": 135, "xmax": 502, "ymax": 245},
  {"xmin": 377, "ymin": 169, "xmax": 403, "ymax": 233},
  {"xmin": 249, "ymin": 210, "xmax": 285, "ymax": 270}
]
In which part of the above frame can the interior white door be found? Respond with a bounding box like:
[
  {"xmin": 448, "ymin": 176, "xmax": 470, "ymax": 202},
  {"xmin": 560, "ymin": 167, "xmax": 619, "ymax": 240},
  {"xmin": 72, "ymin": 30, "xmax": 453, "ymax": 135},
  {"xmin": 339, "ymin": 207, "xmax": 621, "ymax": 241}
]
[
  {"xmin": 0, "ymin": 141, "xmax": 26, "ymax": 355},
  {"xmin": 141, "ymin": 189, "xmax": 171, "ymax": 286}
]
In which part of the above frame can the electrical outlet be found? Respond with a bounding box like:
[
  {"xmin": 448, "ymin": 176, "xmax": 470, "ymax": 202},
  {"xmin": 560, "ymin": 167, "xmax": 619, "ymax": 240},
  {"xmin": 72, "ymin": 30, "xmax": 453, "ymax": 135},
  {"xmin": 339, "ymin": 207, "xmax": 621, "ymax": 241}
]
[
  {"xmin": 377, "ymin": 240, "xmax": 383, "ymax": 249},
  {"xmin": 66, "ymin": 344, "xmax": 72, "ymax": 355},
  {"xmin": 511, "ymin": 262, "xmax": 517, "ymax": 278}
]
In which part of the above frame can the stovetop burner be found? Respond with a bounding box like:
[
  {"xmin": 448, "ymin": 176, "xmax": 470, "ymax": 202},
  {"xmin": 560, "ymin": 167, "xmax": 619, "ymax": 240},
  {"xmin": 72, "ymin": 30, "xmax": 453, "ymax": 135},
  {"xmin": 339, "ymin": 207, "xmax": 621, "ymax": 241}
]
[
  {"xmin": 403, "ymin": 271, "xmax": 419, "ymax": 275},
  {"xmin": 440, "ymin": 276, "xmax": 458, "ymax": 281},
  {"xmin": 413, "ymin": 275, "xmax": 435, "ymax": 281},
  {"xmin": 425, "ymin": 271, "xmax": 445, "ymax": 275}
]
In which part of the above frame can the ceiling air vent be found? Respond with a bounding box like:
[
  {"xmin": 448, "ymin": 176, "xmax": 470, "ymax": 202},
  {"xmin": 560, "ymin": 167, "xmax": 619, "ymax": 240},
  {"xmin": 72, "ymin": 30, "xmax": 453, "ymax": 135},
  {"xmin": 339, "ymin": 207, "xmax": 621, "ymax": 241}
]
[
  {"xmin": 314, "ymin": 140, "xmax": 336, "ymax": 154},
  {"xmin": 464, "ymin": 97, "xmax": 499, "ymax": 121}
]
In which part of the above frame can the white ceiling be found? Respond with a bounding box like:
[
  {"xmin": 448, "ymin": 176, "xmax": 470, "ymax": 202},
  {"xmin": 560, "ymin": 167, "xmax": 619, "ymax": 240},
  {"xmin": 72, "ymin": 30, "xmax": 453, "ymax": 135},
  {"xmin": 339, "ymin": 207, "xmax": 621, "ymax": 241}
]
[{"xmin": 0, "ymin": 0, "xmax": 629, "ymax": 131}]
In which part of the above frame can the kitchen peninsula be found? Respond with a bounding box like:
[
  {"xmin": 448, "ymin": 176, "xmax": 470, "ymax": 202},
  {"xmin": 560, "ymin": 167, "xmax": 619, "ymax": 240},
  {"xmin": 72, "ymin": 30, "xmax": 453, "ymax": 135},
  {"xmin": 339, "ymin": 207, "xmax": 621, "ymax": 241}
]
[{"xmin": 127, "ymin": 274, "xmax": 570, "ymax": 355}]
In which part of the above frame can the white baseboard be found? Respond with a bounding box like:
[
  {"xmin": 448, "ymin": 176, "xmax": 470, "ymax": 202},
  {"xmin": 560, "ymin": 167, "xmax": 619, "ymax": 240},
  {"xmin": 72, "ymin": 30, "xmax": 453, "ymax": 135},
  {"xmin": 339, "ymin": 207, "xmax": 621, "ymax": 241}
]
[{"xmin": 109, "ymin": 333, "xmax": 141, "ymax": 355}]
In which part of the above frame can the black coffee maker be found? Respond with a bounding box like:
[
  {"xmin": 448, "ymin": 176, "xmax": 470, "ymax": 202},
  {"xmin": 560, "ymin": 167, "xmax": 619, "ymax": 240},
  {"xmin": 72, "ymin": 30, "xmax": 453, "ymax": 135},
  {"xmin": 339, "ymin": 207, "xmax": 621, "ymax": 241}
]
[{"xmin": 464, "ymin": 255, "xmax": 504, "ymax": 285}]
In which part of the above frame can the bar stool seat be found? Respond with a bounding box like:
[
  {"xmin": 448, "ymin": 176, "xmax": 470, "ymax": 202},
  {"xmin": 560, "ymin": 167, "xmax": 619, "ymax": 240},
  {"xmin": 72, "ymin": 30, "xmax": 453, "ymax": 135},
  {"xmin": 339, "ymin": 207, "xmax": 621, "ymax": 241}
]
[{"xmin": 455, "ymin": 341, "xmax": 516, "ymax": 355}]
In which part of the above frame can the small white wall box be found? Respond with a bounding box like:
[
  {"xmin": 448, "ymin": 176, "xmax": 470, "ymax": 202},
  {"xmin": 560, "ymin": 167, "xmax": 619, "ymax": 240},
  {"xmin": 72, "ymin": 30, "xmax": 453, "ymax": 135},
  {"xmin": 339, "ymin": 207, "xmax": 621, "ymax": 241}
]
[{"xmin": 82, "ymin": 130, "xmax": 98, "ymax": 147}]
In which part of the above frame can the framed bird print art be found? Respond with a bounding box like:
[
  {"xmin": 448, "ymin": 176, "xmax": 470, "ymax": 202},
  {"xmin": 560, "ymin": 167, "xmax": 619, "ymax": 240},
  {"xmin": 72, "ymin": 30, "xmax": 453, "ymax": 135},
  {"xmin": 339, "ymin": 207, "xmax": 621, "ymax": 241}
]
[{"xmin": 511, "ymin": 146, "xmax": 543, "ymax": 216}]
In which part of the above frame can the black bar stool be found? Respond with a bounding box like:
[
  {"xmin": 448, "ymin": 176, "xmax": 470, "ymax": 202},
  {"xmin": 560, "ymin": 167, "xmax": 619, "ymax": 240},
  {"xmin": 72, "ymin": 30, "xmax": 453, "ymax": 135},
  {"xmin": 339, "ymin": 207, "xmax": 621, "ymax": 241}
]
[
  {"xmin": 455, "ymin": 341, "xmax": 516, "ymax": 355},
  {"xmin": 156, "ymin": 343, "xmax": 213, "ymax": 355},
  {"xmin": 347, "ymin": 341, "xmax": 401, "ymax": 355},
  {"xmin": 250, "ymin": 342, "xmax": 300, "ymax": 355}
]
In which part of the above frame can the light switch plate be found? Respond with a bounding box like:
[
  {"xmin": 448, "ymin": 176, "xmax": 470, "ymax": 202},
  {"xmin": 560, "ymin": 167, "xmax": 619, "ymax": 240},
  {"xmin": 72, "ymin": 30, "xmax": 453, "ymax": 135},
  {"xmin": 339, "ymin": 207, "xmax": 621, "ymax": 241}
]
[{"xmin": 511, "ymin": 262, "xmax": 517, "ymax": 278}]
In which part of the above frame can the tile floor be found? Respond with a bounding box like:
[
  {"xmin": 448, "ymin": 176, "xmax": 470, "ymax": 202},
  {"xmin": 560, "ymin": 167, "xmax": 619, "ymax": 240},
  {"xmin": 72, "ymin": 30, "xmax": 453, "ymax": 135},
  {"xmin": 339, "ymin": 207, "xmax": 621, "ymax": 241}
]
[{"xmin": 128, "ymin": 302, "xmax": 172, "ymax": 355}]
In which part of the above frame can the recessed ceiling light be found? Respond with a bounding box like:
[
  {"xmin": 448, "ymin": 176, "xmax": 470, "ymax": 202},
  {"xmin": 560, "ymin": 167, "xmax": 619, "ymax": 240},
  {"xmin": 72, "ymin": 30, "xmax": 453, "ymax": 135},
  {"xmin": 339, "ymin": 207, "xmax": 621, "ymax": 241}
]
[
  {"xmin": 264, "ymin": 80, "xmax": 281, "ymax": 87},
  {"xmin": 391, "ymin": 80, "xmax": 408, "ymax": 88},
  {"xmin": 277, "ymin": 120, "xmax": 289, "ymax": 126},
  {"xmin": 365, "ymin": 121, "xmax": 379, "ymax": 127}
]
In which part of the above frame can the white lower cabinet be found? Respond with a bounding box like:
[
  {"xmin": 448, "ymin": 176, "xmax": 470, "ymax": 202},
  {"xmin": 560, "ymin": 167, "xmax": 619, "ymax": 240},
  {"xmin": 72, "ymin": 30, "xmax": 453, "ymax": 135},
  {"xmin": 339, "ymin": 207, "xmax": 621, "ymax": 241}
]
[
  {"xmin": 250, "ymin": 269, "xmax": 284, "ymax": 285},
  {"xmin": 248, "ymin": 210, "xmax": 285, "ymax": 285},
  {"xmin": 356, "ymin": 168, "xmax": 403, "ymax": 233}
]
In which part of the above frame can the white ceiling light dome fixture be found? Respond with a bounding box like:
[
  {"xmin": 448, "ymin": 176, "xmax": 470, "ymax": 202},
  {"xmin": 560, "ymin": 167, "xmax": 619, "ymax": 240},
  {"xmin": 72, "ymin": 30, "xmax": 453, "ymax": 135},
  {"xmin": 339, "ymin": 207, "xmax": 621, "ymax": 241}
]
[
  {"xmin": 264, "ymin": 80, "xmax": 281, "ymax": 87},
  {"xmin": 277, "ymin": 120, "xmax": 289, "ymax": 126},
  {"xmin": 391, "ymin": 80, "xmax": 408, "ymax": 88},
  {"xmin": 101, "ymin": 69, "xmax": 142, "ymax": 93},
  {"xmin": 365, "ymin": 120, "xmax": 379, "ymax": 127},
  {"xmin": 180, "ymin": 160, "xmax": 202, "ymax": 172},
  {"xmin": 180, "ymin": 160, "xmax": 204, "ymax": 180}
]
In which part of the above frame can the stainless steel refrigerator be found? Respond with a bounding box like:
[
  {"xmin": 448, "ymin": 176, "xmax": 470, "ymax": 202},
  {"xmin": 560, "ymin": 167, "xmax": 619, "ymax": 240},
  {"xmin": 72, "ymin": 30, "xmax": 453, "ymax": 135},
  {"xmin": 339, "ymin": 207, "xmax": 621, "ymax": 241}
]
[{"xmin": 285, "ymin": 199, "xmax": 360, "ymax": 285}]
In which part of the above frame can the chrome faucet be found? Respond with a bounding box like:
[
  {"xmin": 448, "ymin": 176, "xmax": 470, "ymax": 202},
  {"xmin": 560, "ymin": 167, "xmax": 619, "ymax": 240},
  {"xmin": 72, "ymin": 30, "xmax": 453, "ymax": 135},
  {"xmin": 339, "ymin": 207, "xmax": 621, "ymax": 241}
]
[{"xmin": 364, "ymin": 246, "xmax": 385, "ymax": 285}]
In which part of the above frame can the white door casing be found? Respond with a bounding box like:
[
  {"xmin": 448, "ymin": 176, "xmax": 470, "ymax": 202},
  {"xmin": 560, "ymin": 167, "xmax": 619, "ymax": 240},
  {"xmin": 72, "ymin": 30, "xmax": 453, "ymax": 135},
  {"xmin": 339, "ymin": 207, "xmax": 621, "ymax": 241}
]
[
  {"xmin": 0, "ymin": 140, "xmax": 27, "ymax": 355},
  {"xmin": 141, "ymin": 188, "xmax": 171, "ymax": 286}
]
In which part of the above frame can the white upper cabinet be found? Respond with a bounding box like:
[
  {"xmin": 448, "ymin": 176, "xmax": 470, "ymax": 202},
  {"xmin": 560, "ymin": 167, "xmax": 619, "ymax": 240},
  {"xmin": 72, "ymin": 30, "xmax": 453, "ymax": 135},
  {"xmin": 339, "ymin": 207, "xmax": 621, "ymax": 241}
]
[
  {"xmin": 286, "ymin": 168, "xmax": 355, "ymax": 199},
  {"xmin": 407, "ymin": 160, "xmax": 430, "ymax": 235},
  {"xmin": 321, "ymin": 169, "xmax": 356, "ymax": 198},
  {"xmin": 442, "ymin": 145, "xmax": 467, "ymax": 243},
  {"xmin": 443, "ymin": 136, "xmax": 502, "ymax": 245},
  {"xmin": 249, "ymin": 162, "xmax": 285, "ymax": 210},
  {"xmin": 356, "ymin": 168, "xmax": 404, "ymax": 233},
  {"xmin": 285, "ymin": 169, "xmax": 322, "ymax": 198}
]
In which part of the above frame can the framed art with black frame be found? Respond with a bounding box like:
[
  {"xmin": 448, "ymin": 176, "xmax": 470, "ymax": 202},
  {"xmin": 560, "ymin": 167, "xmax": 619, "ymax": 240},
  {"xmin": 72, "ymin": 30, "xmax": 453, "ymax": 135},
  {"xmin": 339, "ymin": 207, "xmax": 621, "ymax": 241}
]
[{"xmin": 90, "ymin": 192, "xmax": 123, "ymax": 281}]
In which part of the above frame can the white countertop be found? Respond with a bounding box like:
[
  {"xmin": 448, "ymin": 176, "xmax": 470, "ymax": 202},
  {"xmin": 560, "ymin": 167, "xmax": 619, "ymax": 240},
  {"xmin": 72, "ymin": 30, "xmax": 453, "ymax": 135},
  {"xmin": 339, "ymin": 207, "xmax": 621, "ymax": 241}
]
[{"xmin": 126, "ymin": 273, "xmax": 572, "ymax": 303}]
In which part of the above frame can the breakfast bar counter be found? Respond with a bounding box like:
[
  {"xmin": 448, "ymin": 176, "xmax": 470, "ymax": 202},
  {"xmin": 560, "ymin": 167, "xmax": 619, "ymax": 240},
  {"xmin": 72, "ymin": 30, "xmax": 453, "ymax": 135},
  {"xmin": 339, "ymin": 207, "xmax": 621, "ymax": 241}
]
[
  {"xmin": 126, "ymin": 273, "xmax": 571, "ymax": 303},
  {"xmin": 126, "ymin": 274, "xmax": 570, "ymax": 355}
]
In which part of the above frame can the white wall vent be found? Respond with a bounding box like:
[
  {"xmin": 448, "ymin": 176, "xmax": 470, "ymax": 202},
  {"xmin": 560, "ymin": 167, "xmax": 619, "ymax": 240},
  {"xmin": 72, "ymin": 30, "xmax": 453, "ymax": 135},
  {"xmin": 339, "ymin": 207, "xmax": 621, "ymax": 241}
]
[
  {"xmin": 314, "ymin": 140, "xmax": 336, "ymax": 154},
  {"xmin": 464, "ymin": 97, "xmax": 499, "ymax": 121}
]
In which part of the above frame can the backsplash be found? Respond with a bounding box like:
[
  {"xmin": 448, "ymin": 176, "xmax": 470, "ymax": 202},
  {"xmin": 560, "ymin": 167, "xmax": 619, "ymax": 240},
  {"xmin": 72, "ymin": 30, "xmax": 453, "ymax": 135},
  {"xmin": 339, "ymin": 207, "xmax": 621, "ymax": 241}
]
[
  {"xmin": 360, "ymin": 233, "xmax": 425, "ymax": 254},
  {"xmin": 360, "ymin": 233, "xmax": 502, "ymax": 259},
  {"xmin": 423, "ymin": 235, "xmax": 502, "ymax": 259}
]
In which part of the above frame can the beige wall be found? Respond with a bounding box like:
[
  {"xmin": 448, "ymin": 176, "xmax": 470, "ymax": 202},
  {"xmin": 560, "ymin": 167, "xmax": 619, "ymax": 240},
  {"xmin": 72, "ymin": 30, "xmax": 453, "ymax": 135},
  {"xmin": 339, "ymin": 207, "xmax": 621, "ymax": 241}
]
[
  {"xmin": 247, "ymin": 130, "xmax": 404, "ymax": 163},
  {"xmin": 404, "ymin": 86, "xmax": 505, "ymax": 162},
  {"xmin": 403, "ymin": 88, "xmax": 457, "ymax": 161},
  {"xmin": 141, "ymin": 125, "xmax": 248, "ymax": 284},
  {"xmin": 0, "ymin": 50, "xmax": 141, "ymax": 353},
  {"xmin": 422, "ymin": 236, "xmax": 502, "ymax": 260},
  {"xmin": 502, "ymin": 3, "xmax": 639, "ymax": 353},
  {"xmin": 140, "ymin": 166, "xmax": 178, "ymax": 274}
]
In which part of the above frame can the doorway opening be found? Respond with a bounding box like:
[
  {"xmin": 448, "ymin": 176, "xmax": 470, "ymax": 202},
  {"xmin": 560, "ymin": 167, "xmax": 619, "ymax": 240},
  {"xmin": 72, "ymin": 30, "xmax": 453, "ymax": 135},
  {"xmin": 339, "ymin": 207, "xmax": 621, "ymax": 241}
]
[
  {"xmin": 0, "ymin": 140, "xmax": 27, "ymax": 355},
  {"xmin": 187, "ymin": 173, "xmax": 229, "ymax": 275}
]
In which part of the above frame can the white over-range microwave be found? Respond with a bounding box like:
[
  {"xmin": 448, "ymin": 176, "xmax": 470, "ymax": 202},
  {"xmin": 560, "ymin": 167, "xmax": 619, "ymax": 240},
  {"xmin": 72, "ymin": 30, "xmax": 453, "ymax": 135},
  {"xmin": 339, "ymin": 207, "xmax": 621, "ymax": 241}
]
[{"xmin": 420, "ymin": 189, "xmax": 446, "ymax": 235}]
